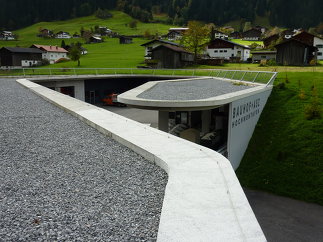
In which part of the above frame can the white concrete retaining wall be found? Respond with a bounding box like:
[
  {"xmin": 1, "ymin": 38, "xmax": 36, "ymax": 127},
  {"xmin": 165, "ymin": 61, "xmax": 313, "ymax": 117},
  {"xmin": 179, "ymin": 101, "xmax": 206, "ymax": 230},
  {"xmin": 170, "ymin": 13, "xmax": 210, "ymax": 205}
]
[{"xmin": 17, "ymin": 78, "xmax": 266, "ymax": 242}]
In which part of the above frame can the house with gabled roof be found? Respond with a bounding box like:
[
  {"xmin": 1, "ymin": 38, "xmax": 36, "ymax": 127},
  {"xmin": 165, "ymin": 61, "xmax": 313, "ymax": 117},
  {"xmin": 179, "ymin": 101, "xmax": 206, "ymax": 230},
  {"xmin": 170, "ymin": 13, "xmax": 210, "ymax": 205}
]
[
  {"xmin": 149, "ymin": 44, "xmax": 194, "ymax": 68},
  {"xmin": 242, "ymin": 28, "xmax": 262, "ymax": 41},
  {"xmin": 141, "ymin": 39, "xmax": 182, "ymax": 59},
  {"xmin": 203, "ymin": 38, "xmax": 251, "ymax": 61},
  {"xmin": 31, "ymin": 44, "xmax": 68, "ymax": 64},
  {"xmin": 292, "ymin": 31, "xmax": 323, "ymax": 60}
]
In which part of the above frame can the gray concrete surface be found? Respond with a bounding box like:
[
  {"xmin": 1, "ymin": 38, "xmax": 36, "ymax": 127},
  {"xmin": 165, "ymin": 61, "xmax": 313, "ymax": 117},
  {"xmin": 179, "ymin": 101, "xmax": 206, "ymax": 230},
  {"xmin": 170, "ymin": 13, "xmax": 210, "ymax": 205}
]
[
  {"xmin": 138, "ymin": 78, "xmax": 252, "ymax": 100},
  {"xmin": 245, "ymin": 189, "xmax": 323, "ymax": 242},
  {"xmin": 102, "ymin": 106, "xmax": 158, "ymax": 128},
  {"xmin": 0, "ymin": 78, "xmax": 167, "ymax": 241}
]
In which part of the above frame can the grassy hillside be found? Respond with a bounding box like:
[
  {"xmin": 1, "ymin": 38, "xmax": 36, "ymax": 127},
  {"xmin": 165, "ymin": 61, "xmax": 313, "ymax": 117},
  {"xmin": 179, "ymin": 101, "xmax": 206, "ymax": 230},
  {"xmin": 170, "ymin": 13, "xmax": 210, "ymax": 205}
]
[
  {"xmin": 224, "ymin": 15, "xmax": 272, "ymax": 31},
  {"xmin": 237, "ymin": 72, "xmax": 323, "ymax": 205},
  {"xmin": 0, "ymin": 11, "xmax": 176, "ymax": 48}
]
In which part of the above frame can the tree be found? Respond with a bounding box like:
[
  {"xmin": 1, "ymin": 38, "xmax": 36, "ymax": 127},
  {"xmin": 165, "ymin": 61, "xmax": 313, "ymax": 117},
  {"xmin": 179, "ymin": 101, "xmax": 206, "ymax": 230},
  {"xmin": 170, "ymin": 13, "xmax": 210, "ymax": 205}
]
[
  {"xmin": 68, "ymin": 43, "xmax": 82, "ymax": 66},
  {"xmin": 181, "ymin": 21, "xmax": 209, "ymax": 62},
  {"xmin": 129, "ymin": 20, "xmax": 137, "ymax": 29},
  {"xmin": 61, "ymin": 40, "xmax": 66, "ymax": 48},
  {"xmin": 243, "ymin": 22, "xmax": 252, "ymax": 32}
]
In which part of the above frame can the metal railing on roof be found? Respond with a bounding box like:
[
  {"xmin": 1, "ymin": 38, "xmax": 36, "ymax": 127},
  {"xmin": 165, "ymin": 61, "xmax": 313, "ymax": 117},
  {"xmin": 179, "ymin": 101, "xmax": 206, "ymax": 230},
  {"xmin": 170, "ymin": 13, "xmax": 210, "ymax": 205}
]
[{"xmin": 1, "ymin": 67, "xmax": 277, "ymax": 86}]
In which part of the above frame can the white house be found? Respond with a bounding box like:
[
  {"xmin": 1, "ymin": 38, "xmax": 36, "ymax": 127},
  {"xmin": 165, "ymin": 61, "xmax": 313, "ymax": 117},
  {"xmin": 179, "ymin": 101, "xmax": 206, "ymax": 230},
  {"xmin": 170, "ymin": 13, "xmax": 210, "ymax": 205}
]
[
  {"xmin": 214, "ymin": 30, "xmax": 228, "ymax": 39},
  {"xmin": 314, "ymin": 36, "xmax": 323, "ymax": 60},
  {"xmin": 55, "ymin": 32, "xmax": 71, "ymax": 39},
  {"xmin": 203, "ymin": 38, "xmax": 251, "ymax": 61},
  {"xmin": 31, "ymin": 45, "xmax": 68, "ymax": 64},
  {"xmin": 0, "ymin": 31, "xmax": 15, "ymax": 40},
  {"xmin": 141, "ymin": 39, "xmax": 182, "ymax": 59}
]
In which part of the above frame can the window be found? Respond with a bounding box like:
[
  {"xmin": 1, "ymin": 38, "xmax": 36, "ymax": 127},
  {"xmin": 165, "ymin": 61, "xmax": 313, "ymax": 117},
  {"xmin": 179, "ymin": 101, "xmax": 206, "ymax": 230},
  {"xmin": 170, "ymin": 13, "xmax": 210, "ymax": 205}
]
[
  {"xmin": 261, "ymin": 56, "xmax": 266, "ymax": 58},
  {"xmin": 220, "ymin": 50, "xmax": 223, "ymax": 53},
  {"xmin": 214, "ymin": 50, "xmax": 218, "ymax": 53},
  {"xmin": 318, "ymin": 52, "xmax": 322, "ymax": 56},
  {"xmin": 316, "ymin": 44, "xmax": 323, "ymax": 48},
  {"xmin": 224, "ymin": 50, "xmax": 227, "ymax": 52}
]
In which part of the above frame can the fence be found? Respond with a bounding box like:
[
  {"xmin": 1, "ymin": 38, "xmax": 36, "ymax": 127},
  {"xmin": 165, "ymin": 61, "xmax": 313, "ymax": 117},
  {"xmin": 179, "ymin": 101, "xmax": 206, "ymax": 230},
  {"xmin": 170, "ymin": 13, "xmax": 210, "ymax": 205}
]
[{"xmin": 1, "ymin": 68, "xmax": 277, "ymax": 85}]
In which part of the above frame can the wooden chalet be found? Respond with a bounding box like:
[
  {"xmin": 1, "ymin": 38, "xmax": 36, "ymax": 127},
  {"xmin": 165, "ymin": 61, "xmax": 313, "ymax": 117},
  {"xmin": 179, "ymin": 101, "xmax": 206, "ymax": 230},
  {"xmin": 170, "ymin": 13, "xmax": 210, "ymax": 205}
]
[
  {"xmin": 275, "ymin": 39, "xmax": 317, "ymax": 65},
  {"xmin": 0, "ymin": 47, "xmax": 43, "ymax": 68},
  {"xmin": 150, "ymin": 44, "xmax": 194, "ymax": 69},
  {"xmin": 119, "ymin": 36, "xmax": 133, "ymax": 44},
  {"xmin": 242, "ymin": 28, "xmax": 262, "ymax": 41}
]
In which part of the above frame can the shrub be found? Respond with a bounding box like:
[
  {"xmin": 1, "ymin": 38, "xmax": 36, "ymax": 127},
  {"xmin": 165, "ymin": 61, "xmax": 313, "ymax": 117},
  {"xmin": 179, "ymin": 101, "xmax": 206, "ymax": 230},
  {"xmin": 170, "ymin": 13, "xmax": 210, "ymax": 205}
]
[
  {"xmin": 305, "ymin": 87, "xmax": 321, "ymax": 120},
  {"xmin": 41, "ymin": 58, "xmax": 50, "ymax": 66},
  {"xmin": 267, "ymin": 59, "xmax": 277, "ymax": 66},
  {"xmin": 55, "ymin": 58, "xmax": 69, "ymax": 64},
  {"xmin": 305, "ymin": 100, "xmax": 321, "ymax": 120},
  {"xmin": 309, "ymin": 59, "xmax": 317, "ymax": 66},
  {"xmin": 259, "ymin": 59, "xmax": 267, "ymax": 67},
  {"xmin": 299, "ymin": 89, "xmax": 306, "ymax": 100},
  {"xmin": 276, "ymin": 82, "xmax": 285, "ymax": 89},
  {"xmin": 129, "ymin": 20, "xmax": 138, "ymax": 29}
]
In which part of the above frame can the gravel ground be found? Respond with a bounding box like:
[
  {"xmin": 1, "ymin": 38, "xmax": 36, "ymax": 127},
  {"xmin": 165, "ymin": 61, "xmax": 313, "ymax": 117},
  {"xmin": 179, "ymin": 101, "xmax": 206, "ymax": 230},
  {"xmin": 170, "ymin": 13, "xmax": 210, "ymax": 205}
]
[
  {"xmin": 138, "ymin": 78, "xmax": 253, "ymax": 100},
  {"xmin": 0, "ymin": 78, "xmax": 168, "ymax": 241}
]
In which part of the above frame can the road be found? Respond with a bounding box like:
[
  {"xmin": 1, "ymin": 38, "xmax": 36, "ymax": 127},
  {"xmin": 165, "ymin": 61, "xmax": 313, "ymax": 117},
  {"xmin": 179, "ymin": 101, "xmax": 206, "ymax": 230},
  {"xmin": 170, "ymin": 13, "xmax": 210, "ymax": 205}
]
[{"xmin": 102, "ymin": 105, "xmax": 323, "ymax": 242}]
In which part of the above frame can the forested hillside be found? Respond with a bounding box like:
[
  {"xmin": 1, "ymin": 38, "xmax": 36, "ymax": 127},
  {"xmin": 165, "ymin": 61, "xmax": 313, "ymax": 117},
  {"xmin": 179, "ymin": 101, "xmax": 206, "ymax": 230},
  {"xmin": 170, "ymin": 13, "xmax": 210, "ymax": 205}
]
[{"xmin": 1, "ymin": 0, "xmax": 323, "ymax": 30}]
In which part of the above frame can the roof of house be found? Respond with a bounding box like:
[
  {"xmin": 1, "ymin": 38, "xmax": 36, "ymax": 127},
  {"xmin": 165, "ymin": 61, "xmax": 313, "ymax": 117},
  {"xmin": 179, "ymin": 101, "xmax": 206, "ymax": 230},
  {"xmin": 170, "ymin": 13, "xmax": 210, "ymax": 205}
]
[
  {"xmin": 152, "ymin": 44, "xmax": 193, "ymax": 54},
  {"xmin": 214, "ymin": 29, "xmax": 227, "ymax": 35},
  {"xmin": 1, "ymin": 47, "xmax": 44, "ymax": 54},
  {"xmin": 31, "ymin": 45, "xmax": 68, "ymax": 53},
  {"xmin": 274, "ymin": 38, "xmax": 316, "ymax": 48},
  {"xmin": 141, "ymin": 39, "xmax": 181, "ymax": 47},
  {"xmin": 205, "ymin": 38, "xmax": 250, "ymax": 49},
  {"xmin": 251, "ymin": 51, "xmax": 277, "ymax": 54},
  {"xmin": 169, "ymin": 28, "xmax": 189, "ymax": 31}
]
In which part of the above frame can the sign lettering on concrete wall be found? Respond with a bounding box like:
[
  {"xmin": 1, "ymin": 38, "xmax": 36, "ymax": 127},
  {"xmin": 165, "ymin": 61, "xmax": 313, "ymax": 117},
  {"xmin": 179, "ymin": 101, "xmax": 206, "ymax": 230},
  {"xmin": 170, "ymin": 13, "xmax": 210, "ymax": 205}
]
[{"xmin": 228, "ymin": 89, "xmax": 272, "ymax": 170}]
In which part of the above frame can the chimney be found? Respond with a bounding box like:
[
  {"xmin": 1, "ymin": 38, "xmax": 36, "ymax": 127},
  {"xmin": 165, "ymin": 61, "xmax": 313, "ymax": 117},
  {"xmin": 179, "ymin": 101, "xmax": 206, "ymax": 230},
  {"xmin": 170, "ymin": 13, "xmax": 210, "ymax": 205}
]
[{"xmin": 50, "ymin": 45, "xmax": 52, "ymax": 49}]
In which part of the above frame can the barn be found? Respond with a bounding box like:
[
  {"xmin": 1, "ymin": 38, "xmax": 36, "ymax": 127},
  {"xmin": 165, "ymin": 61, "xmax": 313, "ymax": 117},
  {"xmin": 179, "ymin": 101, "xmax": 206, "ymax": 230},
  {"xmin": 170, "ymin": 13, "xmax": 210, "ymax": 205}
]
[
  {"xmin": 275, "ymin": 39, "xmax": 317, "ymax": 65},
  {"xmin": 0, "ymin": 47, "xmax": 43, "ymax": 68},
  {"xmin": 150, "ymin": 44, "xmax": 194, "ymax": 69}
]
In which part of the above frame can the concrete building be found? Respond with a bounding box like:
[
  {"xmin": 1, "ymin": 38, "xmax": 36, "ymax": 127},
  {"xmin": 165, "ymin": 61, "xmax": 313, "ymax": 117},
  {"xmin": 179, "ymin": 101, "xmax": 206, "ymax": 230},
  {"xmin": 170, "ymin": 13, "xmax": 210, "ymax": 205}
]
[
  {"xmin": 16, "ymin": 75, "xmax": 273, "ymax": 241},
  {"xmin": 118, "ymin": 74, "xmax": 276, "ymax": 169}
]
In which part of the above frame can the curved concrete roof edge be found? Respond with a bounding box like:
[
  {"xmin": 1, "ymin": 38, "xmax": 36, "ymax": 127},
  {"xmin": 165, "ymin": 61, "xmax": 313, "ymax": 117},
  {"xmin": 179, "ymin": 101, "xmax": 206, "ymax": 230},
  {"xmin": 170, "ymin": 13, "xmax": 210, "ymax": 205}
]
[
  {"xmin": 118, "ymin": 77, "xmax": 272, "ymax": 110},
  {"xmin": 17, "ymin": 78, "xmax": 266, "ymax": 242}
]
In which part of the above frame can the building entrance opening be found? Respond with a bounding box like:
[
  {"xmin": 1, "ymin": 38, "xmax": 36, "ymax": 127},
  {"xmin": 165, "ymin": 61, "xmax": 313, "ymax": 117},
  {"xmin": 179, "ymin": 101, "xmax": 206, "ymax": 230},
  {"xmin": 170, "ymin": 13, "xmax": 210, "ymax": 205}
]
[{"xmin": 167, "ymin": 105, "xmax": 229, "ymax": 156}]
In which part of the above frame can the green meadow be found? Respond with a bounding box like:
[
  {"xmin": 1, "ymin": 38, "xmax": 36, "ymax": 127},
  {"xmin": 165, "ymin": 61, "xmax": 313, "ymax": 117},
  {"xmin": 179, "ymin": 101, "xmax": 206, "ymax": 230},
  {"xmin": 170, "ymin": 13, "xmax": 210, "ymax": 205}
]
[{"xmin": 237, "ymin": 72, "xmax": 323, "ymax": 205}]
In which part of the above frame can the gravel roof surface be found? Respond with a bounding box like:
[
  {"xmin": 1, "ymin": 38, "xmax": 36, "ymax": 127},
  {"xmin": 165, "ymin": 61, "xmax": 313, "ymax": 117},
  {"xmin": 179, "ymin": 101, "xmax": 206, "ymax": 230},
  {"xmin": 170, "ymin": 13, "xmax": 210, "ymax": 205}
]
[
  {"xmin": 138, "ymin": 78, "xmax": 253, "ymax": 101},
  {"xmin": 0, "ymin": 78, "xmax": 167, "ymax": 241}
]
